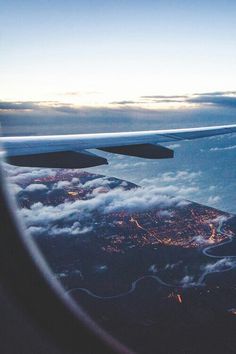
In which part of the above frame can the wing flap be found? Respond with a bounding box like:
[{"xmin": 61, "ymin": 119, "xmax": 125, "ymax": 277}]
[
  {"xmin": 7, "ymin": 150, "xmax": 108, "ymax": 168},
  {"xmin": 99, "ymin": 143, "xmax": 174, "ymax": 159}
]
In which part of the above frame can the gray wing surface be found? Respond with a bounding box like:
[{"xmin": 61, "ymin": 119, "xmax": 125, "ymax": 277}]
[{"xmin": 1, "ymin": 124, "xmax": 236, "ymax": 168}]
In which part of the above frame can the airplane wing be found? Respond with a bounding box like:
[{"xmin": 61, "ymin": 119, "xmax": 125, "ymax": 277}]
[{"xmin": 1, "ymin": 124, "xmax": 236, "ymax": 168}]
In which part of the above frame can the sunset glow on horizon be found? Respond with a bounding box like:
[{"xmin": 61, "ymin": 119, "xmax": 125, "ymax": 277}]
[{"xmin": 1, "ymin": 0, "xmax": 236, "ymax": 108}]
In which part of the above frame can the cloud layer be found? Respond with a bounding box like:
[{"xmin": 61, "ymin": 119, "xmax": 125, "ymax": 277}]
[{"xmin": 5, "ymin": 165, "xmax": 195, "ymax": 239}]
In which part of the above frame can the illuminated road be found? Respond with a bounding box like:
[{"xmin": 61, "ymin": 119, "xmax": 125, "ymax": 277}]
[
  {"xmin": 130, "ymin": 216, "xmax": 162, "ymax": 243},
  {"xmin": 130, "ymin": 216, "xmax": 145, "ymax": 231}
]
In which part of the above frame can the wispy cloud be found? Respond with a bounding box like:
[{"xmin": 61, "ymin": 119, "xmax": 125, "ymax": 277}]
[
  {"xmin": 166, "ymin": 143, "xmax": 181, "ymax": 149},
  {"xmin": 1, "ymin": 91, "xmax": 236, "ymax": 114},
  {"xmin": 110, "ymin": 91, "xmax": 236, "ymax": 111},
  {"xmin": 1, "ymin": 90, "xmax": 236, "ymax": 137},
  {"xmin": 0, "ymin": 101, "xmax": 40, "ymax": 110},
  {"xmin": 141, "ymin": 170, "xmax": 202, "ymax": 185},
  {"xmin": 188, "ymin": 95, "xmax": 236, "ymax": 108},
  {"xmin": 194, "ymin": 91, "xmax": 236, "ymax": 96},
  {"xmin": 207, "ymin": 195, "xmax": 221, "ymax": 205},
  {"xmin": 110, "ymin": 100, "xmax": 140, "ymax": 105},
  {"xmin": 141, "ymin": 95, "xmax": 188, "ymax": 99},
  {"xmin": 210, "ymin": 145, "xmax": 236, "ymax": 151}
]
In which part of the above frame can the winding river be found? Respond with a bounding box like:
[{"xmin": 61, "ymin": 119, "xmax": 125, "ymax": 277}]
[{"xmin": 67, "ymin": 218, "xmax": 236, "ymax": 299}]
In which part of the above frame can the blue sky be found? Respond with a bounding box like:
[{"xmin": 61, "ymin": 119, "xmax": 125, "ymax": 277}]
[
  {"xmin": 1, "ymin": 0, "xmax": 236, "ymax": 104},
  {"xmin": 1, "ymin": 1, "xmax": 236, "ymax": 213}
]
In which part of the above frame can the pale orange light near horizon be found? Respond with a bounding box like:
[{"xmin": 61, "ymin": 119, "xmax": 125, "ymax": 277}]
[
  {"xmin": 1, "ymin": 0, "xmax": 236, "ymax": 114},
  {"xmin": 0, "ymin": 87, "xmax": 202, "ymax": 112},
  {"xmin": 1, "ymin": 58, "xmax": 236, "ymax": 108}
]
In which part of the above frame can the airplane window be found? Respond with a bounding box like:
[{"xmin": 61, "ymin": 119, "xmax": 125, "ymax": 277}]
[
  {"xmin": 1, "ymin": 1, "xmax": 236, "ymax": 354},
  {"xmin": 2, "ymin": 134, "xmax": 236, "ymax": 353}
]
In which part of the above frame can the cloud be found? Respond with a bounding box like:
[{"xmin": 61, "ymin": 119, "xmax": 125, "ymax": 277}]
[
  {"xmin": 0, "ymin": 101, "xmax": 40, "ymax": 110},
  {"xmin": 52, "ymin": 105, "xmax": 81, "ymax": 114},
  {"xmin": 180, "ymin": 275, "xmax": 195, "ymax": 287},
  {"xmin": 94, "ymin": 265, "xmax": 108, "ymax": 273},
  {"xmin": 197, "ymin": 257, "xmax": 236, "ymax": 285},
  {"xmin": 52, "ymin": 180, "xmax": 73, "ymax": 189},
  {"xmin": 109, "ymin": 163, "xmax": 130, "ymax": 170},
  {"xmin": 142, "ymin": 95, "xmax": 188, "ymax": 99},
  {"xmin": 207, "ymin": 195, "xmax": 221, "ymax": 205},
  {"xmin": 132, "ymin": 162, "xmax": 147, "ymax": 167},
  {"xmin": 188, "ymin": 94, "xmax": 236, "ymax": 108},
  {"xmin": 210, "ymin": 145, "xmax": 236, "ymax": 151},
  {"xmin": 9, "ymin": 183, "xmax": 23, "ymax": 194},
  {"xmin": 157, "ymin": 210, "xmax": 173, "ymax": 218},
  {"xmin": 111, "ymin": 100, "xmax": 139, "ymax": 105},
  {"xmin": 111, "ymin": 95, "xmax": 188, "ymax": 105},
  {"xmin": 27, "ymin": 226, "xmax": 47, "ymax": 236},
  {"xmin": 5, "ymin": 165, "xmax": 56, "ymax": 184},
  {"xmin": 165, "ymin": 261, "xmax": 183, "ymax": 270},
  {"xmin": 166, "ymin": 143, "xmax": 181, "ymax": 149},
  {"xmin": 141, "ymin": 95, "xmax": 188, "ymax": 103},
  {"xmin": 21, "ymin": 201, "xmax": 83, "ymax": 227},
  {"xmin": 111, "ymin": 161, "xmax": 147, "ymax": 170},
  {"xmin": 141, "ymin": 170, "xmax": 201, "ymax": 185},
  {"xmin": 24, "ymin": 183, "xmax": 48, "ymax": 192},
  {"xmin": 19, "ymin": 182, "xmax": 190, "ymax": 239},
  {"xmin": 148, "ymin": 264, "xmax": 158, "ymax": 274},
  {"xmin": 139, "ymin": 170, "xmax": 201, "ymax": 201},
  {"xmin": 27, "ymin": 222, "xmax": 93, "ymax": 237},
  {"xmin": 210, "ymin": 215, "xmax": 232, "ymax": 224},
  {"xmin": 192, "ymin": 235, "xmax": 207, "ymax": 245},
  {"xmin": 1, "ymin": 91, "xmax": 236, "ymax": 138},
  {"xmin": 82, "ymin": 177, "xmax": 111, "ymax": 189},
  {"xmin": 194, "ymin": 91, "xmax": 236, "ymax": 96},
  {"xmin": 98, "ymin": 186, "xmax": 190, "ymax": 213},
  {"xmin": 111, "ymin": 91, "xmax": 236, "ymax": 110},
  {"xmin": 203, "ymin": 258, "xmax": 236, "ymax": 273},
  {"xmin": 48, "ymin": 223, "xmax": 93, "ymax": 236},
  {"xmin": 209, "ymin": 185, "xmax": 216, "ymax": 191},
  {"xmin": 1, "ymin": 91, "xmax": 236, "ymax": 131},
  {"xmin": 144, "ymin": 185, "xmax": 198, "ymax": 196},
  {"xmin": 139, "ymin": 91, "xmax": 236, "ymax": 109}
]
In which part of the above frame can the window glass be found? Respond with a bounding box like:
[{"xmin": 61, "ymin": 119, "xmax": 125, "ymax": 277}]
[{"xmin": 1, "ymin": 1, "xmax": 236, "ymax": 353}]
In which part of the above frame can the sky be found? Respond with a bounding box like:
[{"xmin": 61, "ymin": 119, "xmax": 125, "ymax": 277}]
[
  {"xmin": 1, "ymin": 0, "xmax": 236, "ymax": 215},
  {"xmin": 1, "ymin": 0, "xmax": 236, "ymax": 107}
]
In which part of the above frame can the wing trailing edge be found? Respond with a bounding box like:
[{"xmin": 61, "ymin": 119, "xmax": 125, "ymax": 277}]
[
  {"xmin": 8, "ymin": 150, "xmax": 108, "ymax": 168},
  {"xmin": 99, "ymin": 143, "xmax": 174, "ymax": 159}
]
